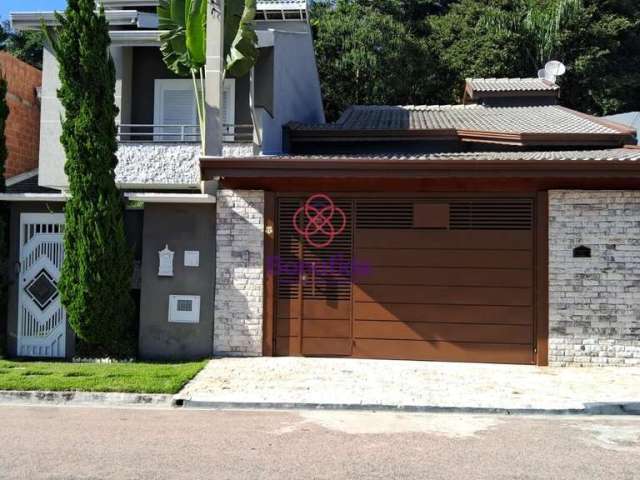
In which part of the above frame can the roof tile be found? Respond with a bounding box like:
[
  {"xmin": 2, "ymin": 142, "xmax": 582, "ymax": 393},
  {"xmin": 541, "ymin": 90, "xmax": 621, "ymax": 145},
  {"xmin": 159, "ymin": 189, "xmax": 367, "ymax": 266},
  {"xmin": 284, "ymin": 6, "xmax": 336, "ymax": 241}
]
[
  {"xmin": 290, "ymin": 105, "xmax": 628, "ymax": 136},
  {"xmin": 258, "ymin": 148, "xmax": 640, "ymax": 163},
  {"xmin": 467, "ymin": 77, "xmax": 559, "ymax": 92}
]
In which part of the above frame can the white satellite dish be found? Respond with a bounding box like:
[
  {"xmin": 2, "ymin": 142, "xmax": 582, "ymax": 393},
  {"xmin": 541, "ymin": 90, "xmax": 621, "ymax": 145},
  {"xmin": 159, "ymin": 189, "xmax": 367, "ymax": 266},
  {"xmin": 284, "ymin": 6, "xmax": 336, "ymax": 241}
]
[
  {"xmin": 544, "ymin": 60, "xmax": 566, "ymax": 77},
  {"xmin": 537, "ymin": 68, "xmax": 547, "ymax": 80}
]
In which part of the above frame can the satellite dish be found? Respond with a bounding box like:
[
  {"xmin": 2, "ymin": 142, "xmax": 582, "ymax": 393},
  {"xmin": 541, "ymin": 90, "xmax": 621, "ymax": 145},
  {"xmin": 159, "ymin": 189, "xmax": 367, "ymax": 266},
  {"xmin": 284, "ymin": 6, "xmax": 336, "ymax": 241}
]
[
  {"xmin": 545, "ymin": 60, "xmax": 566, "ymax": 77},
  {"xmin": 537, "ymin": 68, "xmax": 547, "ymax": 80}
]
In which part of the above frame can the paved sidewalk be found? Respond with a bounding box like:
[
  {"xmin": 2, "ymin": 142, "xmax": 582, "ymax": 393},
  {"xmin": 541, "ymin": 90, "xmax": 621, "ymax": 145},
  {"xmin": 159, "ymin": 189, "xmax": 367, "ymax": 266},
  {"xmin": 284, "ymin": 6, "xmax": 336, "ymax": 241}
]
[{"xmin": 177, "ymin": 358, "xmax": 640, "ymax": 413}]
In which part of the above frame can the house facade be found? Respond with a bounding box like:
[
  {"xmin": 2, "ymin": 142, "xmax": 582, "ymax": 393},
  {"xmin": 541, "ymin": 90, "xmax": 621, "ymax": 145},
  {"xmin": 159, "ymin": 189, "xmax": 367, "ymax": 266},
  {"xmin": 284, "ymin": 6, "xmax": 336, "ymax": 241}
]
[
  {"xmin": 3, "ymin": 2, "xmax": 640, "ymax": 366},
  {"xmin": 203, "ymin": 78, "xmax": 640, "ymax": 367},
  {"xmin": 4, "ymin": 0, "xmax": 323, "ymax": 360}
]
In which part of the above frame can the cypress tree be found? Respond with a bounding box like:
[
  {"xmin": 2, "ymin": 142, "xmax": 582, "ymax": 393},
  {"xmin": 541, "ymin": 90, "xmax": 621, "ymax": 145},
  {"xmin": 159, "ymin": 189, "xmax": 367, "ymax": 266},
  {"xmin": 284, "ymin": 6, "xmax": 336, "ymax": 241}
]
[{"xmin": 51, "ymin": 0, "xmax": 134, "ymax": 356}]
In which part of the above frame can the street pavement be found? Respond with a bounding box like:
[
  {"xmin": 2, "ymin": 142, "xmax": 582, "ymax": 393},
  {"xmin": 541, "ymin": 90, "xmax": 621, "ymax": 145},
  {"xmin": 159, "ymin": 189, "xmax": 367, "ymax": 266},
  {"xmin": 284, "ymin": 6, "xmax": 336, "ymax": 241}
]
[{"xmin": 0, "ymin": 405, "xmax": 639, "ymax": 479}]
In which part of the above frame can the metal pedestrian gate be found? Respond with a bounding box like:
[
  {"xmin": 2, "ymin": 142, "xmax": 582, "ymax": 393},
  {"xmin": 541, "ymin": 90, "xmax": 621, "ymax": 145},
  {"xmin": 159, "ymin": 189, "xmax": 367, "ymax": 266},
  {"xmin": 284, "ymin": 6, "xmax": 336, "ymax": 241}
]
[{"xmin": 17, "ymin": 213, "xmax": 67, "ymax": 358}]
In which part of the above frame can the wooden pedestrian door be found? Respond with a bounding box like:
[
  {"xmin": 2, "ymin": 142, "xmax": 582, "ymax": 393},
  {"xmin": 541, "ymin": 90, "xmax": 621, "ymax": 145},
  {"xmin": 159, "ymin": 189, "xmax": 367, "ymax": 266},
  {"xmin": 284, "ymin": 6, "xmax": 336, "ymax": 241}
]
[
  {"xmin": 274, "ymin": 196, "xmax": 536, "ymax": 364},
  {"xmin": 17, "ymin": 213, "xmax": 67, "ymax": 358},
  {"xmin": 275, "ymin": 197, "xmax": 354, "ymax": 356}
]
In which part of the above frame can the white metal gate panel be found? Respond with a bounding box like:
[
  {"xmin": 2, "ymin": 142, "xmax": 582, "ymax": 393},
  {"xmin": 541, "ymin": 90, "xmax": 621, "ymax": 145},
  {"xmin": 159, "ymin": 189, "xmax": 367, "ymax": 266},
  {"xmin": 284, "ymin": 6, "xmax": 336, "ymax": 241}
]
[{"xmin": 17, "ymin": 213, "xmax": 66, "ymax": 358}]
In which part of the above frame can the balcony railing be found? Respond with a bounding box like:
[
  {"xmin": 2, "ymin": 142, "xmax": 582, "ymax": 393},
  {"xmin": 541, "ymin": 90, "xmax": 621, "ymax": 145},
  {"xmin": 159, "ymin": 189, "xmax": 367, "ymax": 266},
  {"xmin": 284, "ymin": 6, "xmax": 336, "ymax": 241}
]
[{"xmin": 117, "ymin": 124, "xmax": 254, "ymax": 143}]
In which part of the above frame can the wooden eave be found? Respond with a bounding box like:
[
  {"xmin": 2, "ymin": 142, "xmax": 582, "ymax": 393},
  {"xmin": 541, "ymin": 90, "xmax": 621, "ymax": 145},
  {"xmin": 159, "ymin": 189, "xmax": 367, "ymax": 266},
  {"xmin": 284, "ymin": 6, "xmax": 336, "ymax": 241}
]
[
  {"xmin": 200, "ymin": 154, "xmax": 640, "ymax": 181},
  {"xmin": 287, "ymin": 127, "xmax": 634, "ymax": 147}
]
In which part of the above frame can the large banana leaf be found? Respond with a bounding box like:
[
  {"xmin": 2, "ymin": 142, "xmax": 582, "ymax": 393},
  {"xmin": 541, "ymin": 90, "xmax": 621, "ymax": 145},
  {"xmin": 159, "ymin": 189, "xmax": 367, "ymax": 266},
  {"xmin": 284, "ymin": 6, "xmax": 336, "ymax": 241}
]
[
  {"xmin": 186, "ymin": 0, "xmax": 207, "ymax": 67},
  {"xmin": 159, "ymin": 0, "xmax": 257, "ymax": 78},
  {"xmin": 224, "ymin": 0, "xmax": 258, "ymax": 78},
  {"xmin": 158, "ymin": 0, "xmax": 207, "ymax": 75}
]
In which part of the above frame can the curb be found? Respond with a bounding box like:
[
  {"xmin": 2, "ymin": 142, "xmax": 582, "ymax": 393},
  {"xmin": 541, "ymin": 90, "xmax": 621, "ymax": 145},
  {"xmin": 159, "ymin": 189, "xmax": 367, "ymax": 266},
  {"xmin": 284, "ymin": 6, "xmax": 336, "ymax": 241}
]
[
  {"xmin": 174, "ymin": 399, "xmax": 640, "ymax": 416},
  {"xmin": 0, "ymin": 390, "xmax": 174, "ymax": 407}
]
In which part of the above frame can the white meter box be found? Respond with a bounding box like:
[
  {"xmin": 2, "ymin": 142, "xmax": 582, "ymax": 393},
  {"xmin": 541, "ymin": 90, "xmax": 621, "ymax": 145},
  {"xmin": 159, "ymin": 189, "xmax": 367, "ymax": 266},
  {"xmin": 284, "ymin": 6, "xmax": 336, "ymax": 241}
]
[{"xmin": 168, "ymin": 295, "xmax": 200, "ymax": 323}]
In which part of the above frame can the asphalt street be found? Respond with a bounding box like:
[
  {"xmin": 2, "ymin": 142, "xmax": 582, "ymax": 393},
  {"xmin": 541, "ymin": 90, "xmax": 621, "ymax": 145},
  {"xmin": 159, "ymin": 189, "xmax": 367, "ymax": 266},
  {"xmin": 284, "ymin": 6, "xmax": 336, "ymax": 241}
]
[{"xmin": 0, "ymin": 405, "xmax": 639, "ymax": 479}]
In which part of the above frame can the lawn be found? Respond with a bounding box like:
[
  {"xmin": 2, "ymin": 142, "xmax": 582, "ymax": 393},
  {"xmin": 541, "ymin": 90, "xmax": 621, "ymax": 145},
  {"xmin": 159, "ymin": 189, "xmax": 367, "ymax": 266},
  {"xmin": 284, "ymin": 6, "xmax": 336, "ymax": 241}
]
[{"xmin": 0, "ymin": 359, "xmax": 207, "ymax": 394}]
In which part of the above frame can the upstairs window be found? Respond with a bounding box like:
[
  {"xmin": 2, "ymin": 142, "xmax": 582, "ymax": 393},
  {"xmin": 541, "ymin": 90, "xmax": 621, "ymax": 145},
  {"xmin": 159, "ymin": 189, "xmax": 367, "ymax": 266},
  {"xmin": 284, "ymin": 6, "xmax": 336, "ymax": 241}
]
[{"xmin": 154, "ymin": 78, "xmax": 236, "ymax": 142}]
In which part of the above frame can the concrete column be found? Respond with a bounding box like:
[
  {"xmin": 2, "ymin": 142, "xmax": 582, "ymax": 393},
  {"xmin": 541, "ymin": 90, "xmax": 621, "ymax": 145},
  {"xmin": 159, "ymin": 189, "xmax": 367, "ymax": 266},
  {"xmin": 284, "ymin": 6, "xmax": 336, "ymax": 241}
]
[
  {"xmin": 205, "ymin": 0, "xmax": 224, "ymax": 156},
  {"xmin": 111, "ymin": 46, "xmax": 133, "ymax": 126},
  {"xmin": 38, "ymin": 44, "xmax": 68, "ymax": 189}
]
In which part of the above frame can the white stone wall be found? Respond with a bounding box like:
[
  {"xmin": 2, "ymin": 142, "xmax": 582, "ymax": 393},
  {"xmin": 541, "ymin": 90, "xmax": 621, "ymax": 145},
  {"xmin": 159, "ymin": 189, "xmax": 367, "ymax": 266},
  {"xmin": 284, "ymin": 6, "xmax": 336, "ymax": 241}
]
[
  {"xmin": 115, "ymin": 144, "xmax": 200, "ymax": 187},
  {"xmin": 214, "ymin": 190, "xmax": 264, "ymax": 356},
  {"xmin": 549, "ymin": 190, "xmax": 640, "ymax": 366}
]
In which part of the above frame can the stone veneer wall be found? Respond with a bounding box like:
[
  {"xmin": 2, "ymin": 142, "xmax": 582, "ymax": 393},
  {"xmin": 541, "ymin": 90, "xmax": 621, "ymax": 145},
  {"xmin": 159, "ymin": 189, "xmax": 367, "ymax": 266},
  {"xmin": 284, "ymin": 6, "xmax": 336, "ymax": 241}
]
[
  {"xmin": 115, "ymin": 144, "xmax": 200, "ymax": 187},
  {"xmin": 214, "ymin": 190, "xmax": 264, "ymax": 356},
  {"xmin": 549, "ymin": 190, "xmax": 640, "ymax": 366}
]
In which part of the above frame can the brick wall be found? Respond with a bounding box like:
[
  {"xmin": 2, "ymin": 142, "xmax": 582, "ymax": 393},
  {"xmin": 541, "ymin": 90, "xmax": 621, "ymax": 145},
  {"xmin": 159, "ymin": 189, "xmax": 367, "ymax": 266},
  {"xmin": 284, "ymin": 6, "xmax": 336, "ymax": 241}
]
[
  {"xmin": 213, "ymin": 190, "xmax": 264, "ymax": 356},
  {"xmin": 549, "ymin": 190, "xmax": 640, "ymax": 366},
  {"xmin": 0, "ymin": 52, "xmax": 41, "ymax": 179}
]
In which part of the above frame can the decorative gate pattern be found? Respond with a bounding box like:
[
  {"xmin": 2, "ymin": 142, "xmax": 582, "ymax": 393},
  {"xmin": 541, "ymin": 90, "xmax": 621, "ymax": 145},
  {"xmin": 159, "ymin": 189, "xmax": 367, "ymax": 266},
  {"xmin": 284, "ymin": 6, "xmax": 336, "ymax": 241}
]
[{"xmin": 17, "ymin": 213, "xmax": 67, "ymax": 358}]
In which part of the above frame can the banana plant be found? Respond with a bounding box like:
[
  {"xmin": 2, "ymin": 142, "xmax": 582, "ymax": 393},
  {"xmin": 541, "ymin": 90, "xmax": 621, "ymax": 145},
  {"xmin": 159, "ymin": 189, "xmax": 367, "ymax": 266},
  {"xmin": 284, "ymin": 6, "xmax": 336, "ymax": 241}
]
[{"xmin": 158, "ymin": 0, "xmax": 258, "ymax": 151}]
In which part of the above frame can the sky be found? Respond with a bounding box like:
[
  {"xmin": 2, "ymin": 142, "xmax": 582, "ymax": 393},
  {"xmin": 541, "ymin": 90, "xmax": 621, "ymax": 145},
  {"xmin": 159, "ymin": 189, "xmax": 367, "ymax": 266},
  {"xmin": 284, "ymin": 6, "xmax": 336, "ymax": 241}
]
[{"xmin": 1, "ymin": 1, "xmax": 67, "ymax": 25}]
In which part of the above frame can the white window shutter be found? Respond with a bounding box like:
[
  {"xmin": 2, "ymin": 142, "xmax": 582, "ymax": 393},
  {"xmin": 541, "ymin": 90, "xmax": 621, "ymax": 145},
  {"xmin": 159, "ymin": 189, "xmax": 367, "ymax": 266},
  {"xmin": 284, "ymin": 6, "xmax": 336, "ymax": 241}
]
[
  {"xmin": 154, "ymin": 79, "xmax": 198, "ymax": 142},
  {"xmin": 222, "ymin": 79, "xmax": 236, "ymax": 141},
  {"xmin": 162, "ymin": 89, "xmax": 195, "ymax": 126}
]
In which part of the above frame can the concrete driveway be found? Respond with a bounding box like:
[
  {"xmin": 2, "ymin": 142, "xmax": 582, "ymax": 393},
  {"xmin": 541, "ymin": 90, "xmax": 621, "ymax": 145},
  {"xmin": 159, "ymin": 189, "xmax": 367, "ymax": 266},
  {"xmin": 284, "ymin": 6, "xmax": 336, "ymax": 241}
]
[
  {"xmin": 177, "ymin": 357, "xmax": 640, "ymax": 412},
  {"xmin": 1, "ymin": 406, "xmax": 639, "ymax": 479}
]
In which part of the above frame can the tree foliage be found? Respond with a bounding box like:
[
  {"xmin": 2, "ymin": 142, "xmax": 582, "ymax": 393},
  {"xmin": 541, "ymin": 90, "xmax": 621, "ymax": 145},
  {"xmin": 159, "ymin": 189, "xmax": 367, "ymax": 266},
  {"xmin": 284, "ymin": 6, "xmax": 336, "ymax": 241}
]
[
  {"xmin": 49, "ymin": 0, "xmax": 135, "ymax": 357},
  {"xmin": 311, "ymin": 0, "xmax": 438, "ymax": 120},
  {"xmin": 0, "ymin": 21, "xmax": 45, "ymax": 69},
  {"xmin": 224, "ymin": 0, "xmax": 259, "ymax": 78},
  {"xmin": 158, "ymin": 0, "xmax": 258, "ymax": 79},
  {"xmin": 312, "ymin": 0, "xmax": 640, "ymax": 117}
]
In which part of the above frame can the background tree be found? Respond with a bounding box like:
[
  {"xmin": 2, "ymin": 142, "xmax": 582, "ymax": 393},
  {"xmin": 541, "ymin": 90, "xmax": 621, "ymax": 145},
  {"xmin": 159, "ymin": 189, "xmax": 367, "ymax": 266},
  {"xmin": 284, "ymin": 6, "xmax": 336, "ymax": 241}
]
[
  {"xmin": 0, "ymin": 20, "xmax": 45, "ymax": 69},
  {"xmin": 312, "ymin": 0, "xmax": 640, "ymax": 116},
  {"xmin": 49, "ymin": 0, "xmax": 134, "ymax": 357},
  {"xmin": 311, "ymin": 0, "xmax": 437, "ymax": 120}
]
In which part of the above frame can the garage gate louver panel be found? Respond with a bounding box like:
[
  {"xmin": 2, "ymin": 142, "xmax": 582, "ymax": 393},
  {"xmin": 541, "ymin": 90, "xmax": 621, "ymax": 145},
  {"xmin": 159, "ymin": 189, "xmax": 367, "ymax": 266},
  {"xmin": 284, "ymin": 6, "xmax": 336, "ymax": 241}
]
[{"xmin": 276, "ymin": 197, "xmax": 536, "ymax": 364}]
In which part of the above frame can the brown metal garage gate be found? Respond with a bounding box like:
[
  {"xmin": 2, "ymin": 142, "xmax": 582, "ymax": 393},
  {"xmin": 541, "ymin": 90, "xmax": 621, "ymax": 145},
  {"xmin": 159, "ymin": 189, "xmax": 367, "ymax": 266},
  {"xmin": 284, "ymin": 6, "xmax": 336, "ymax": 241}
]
[{"xmin": 274, "ymin": 196, "xmax": 537, "ymax": 364}]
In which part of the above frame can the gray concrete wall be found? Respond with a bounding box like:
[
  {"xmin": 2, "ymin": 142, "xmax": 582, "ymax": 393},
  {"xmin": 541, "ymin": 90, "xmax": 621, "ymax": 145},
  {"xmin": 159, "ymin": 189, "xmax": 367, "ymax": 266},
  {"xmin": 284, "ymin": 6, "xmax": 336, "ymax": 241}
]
[
  {"xmin": 138, "ymin": 204, "xmax": 216, "ymax": 360},
  {"xmin": 113, "ymin": 46, "xmax": 133, "ymax": 125},
  {"xmin": 39, "ymin": 45, "xmax": 135, "ymax": 189},
  {"xmin": 131, "ymin": 47, "xmax": 181, "ymax": 126},
  {"xmin": 255, "ymin": 21, "xmax": 310, "ymax": 34},
  {"xmin": 549, "ymin": 190, "xmax": 640, "ymax": 366},
  {"xmin": 4, "ymin": 202, "xmax": 74, "ymax": 358},
  {"xmin": 37, "ymin": 45, "xmax": 67, "ymax": 190},
  {"xmin": 260, "ymin": 30, "xmax": 325, "ymax": 154}
]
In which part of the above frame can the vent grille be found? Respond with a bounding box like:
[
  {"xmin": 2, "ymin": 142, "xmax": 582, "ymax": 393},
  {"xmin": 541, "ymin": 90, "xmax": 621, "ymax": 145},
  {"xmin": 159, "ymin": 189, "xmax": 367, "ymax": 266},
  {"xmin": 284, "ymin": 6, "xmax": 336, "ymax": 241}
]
[
  {"xmin": 276, "ymin": 199, "xmax": 301, "ymax": 300},
  {"xmin": 450, "ymin": 200, "xmax": 533, "ymax": 230},
  {"xmin": 276, "ymin": 198, "xmax": 353, "ymax": 301},
  {"xmin": 356, "ymin": 201, "xmax": 413, "ymax": 229}
]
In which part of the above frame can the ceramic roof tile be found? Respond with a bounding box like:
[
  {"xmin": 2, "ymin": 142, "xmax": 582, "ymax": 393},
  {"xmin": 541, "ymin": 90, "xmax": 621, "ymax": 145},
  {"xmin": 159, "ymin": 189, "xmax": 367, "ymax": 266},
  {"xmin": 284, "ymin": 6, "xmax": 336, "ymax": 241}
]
[
  {"xmin": 259, "ymin": 148, "xmax": 640, "ymax": 162},
  {"xmin": 467, "ymin": 77, "xmax": 559, "ymax": 92},
  {"xmin": 290, "ymin": 105, "xmax": 628, "ymax": 136}
]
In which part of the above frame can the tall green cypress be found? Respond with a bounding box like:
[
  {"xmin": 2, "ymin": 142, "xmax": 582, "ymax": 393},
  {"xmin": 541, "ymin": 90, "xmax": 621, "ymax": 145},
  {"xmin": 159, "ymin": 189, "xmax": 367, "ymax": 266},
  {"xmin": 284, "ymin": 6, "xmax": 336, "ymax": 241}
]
[{"xmin": 51, "ymin": 0, "xmax": 134, "ymax": 356}]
